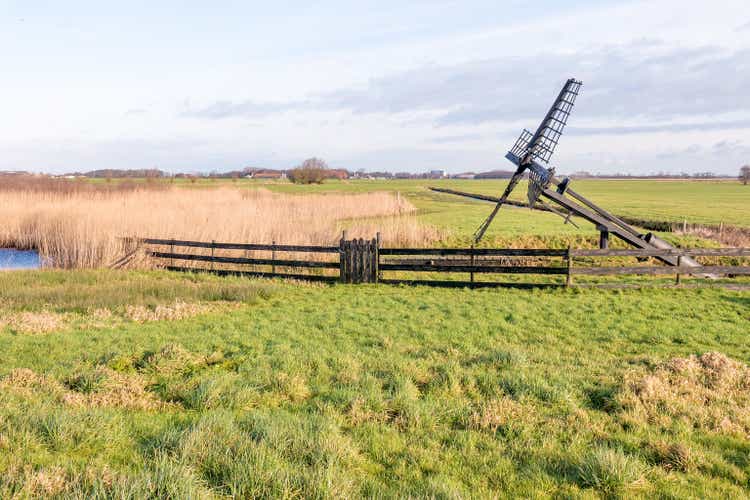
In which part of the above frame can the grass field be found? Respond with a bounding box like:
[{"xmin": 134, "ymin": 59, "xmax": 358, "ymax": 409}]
[
  {"xmin": 207, "ymin": 177, "xmax": 750, "ymax": 229},
  {"xmin": 1, "ymin": 270, "xmax": 749, "ymax": 497},
  {"xmin": 172, "ymin": 177, "xmax": 750, "ymax": 245},
  {"xmin": 1, "ymin": 177, "xmax": 748, "ymax": 497}
]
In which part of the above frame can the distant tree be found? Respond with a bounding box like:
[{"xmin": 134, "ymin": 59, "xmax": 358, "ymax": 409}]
[
  {"xmin": 740, "ymin": 165, "xmax": 750, "ymax": 185},
  {"xmin": 289, "ymin": 157, "xmax": 328, "ymax": 184}
]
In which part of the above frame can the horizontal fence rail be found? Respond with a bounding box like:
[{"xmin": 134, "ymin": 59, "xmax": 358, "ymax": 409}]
[
  {"xmin": 571, "ymin": 248, "xmax": 750, "ymax": 257},
  {"xmin": 379, "ymin": 263, "xmax": 567, "ymax": 274},
  {"xmin": 149, "ymin": 252, "xmax": 339, "ymax": 269},
  {"xmin": 380, "ymin": 248, "xmax": 568, "ymax": 256},
  {"xmin": 141, "ymin": 238, "xmax": 339, "ymax": 253},
  {"xmin": 137, "ymin": 236, "xmax": 750, "ymax": 289},
  {"xmin": 572, "ymin": 266, "xmax": 750, "ymax": 276}
]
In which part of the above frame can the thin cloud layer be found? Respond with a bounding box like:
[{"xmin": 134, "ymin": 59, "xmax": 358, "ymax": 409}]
[
  {"xmin": 182, "ymin": 100, "xmax": 308, "ymax": 119},
  {"xmin": 185, "ymin": 43, "xmax": 750, "ymax": 137}
]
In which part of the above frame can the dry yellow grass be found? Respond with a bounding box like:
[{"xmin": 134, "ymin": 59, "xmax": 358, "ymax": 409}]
[
  {"xmin": 0, "ymin": 367, "xmax": 168, "ymax": 411},
  {"xmin": 0, "ymin": 185, "xmax": 442, "ymax": 268},
  {"xmin": 124, "ymin": 301, "xmax": 208, "ymax": 323},
  {"xmin": 0, "ymin": 311, "xmax": 68, "ymax": 334},
  {"xmin": 468, "ymin": 397, "xmax": 537, "ymax": 433},
  {"xmin": 617, "ymin": 352, "xmax": 750, "ymax": 436}
]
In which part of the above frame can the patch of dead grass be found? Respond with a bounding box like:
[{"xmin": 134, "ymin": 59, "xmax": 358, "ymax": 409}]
[
  {"xmin": 0, "ymin": 311, "xmax": 68, "ymax": 334},
  {"xmin": 62, "ymin": 367, "xmax": 167, "ymax": 411},
  {"xmin": 0, "ymin": 367, "xmax": 170, "ymax": 411},
  {"xmin": 5, "ymin": 464, "xmax": 69, "ymax": 497},
  {"xmin": 468, "ymin": 397, "xmax": 537, "ymax": 433},
  {"xmin": 124, "ymin": 301, "xmax": 208, "ymax": 323},
  {"xmin": 274, "ymin": 372, "xmax": 311, "ymax": 402},
  {"xmin": 347, "ymin": 397, "xmax": 387, "ymax": 426},
  {"xmin": 617, "ymin": 352, "xmax": 750, "ymax": 436},
  {"xmin": 649, "ymin": 441, "xmax": 700, "ymax": 472},
  {"xmin": 140, "ymin": 343, "xmax": 207, "ymax": 375}
]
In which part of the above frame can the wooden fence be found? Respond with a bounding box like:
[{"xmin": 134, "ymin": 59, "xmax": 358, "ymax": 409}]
[
  {"xmin": 143, "ymin": 237, "xmax": 341, "ymax": 282},
  {"xmin": 141, "ymin": 237, "xmax": 750, "ymax": 288}
]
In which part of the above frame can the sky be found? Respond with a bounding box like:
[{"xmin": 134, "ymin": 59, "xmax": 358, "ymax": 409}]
[{"xmin": 1, "ymin": 0, "xmax": 749, "ymax": 175}]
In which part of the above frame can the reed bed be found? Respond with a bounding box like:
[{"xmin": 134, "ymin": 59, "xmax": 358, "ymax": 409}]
[{"xmin": 0, "ymin": 184, "xmax": 442, "ymax": 268}]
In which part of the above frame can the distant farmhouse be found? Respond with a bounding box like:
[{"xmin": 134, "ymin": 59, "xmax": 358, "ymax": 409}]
[
  {"xmin": 452, "ymin": 172, "xmax": 476, "ymax": 179},
  {"xmin": 247, "ymin": 169, "xmax": 287, "ymax": 180},
  {"xmin": 326, "ymin": 169, "xmax": 349, "ymax": 180}
]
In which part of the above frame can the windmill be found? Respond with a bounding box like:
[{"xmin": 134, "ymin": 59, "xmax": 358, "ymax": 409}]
[{"xmin": 433, "ymin": 78, "xmax": 707, "ymax": 272}]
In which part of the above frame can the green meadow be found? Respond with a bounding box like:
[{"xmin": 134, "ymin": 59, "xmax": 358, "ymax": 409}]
[
  {"xmin": 1, "ymin": 178, "xmax": 749, "ymax": 498},
  {"xmin": 171, "ymin": 178, "xmax": 748, "ymax": 245},
  {"xmin": 0, "ymin": 270, "xmax": 749, "ymax": 497}
]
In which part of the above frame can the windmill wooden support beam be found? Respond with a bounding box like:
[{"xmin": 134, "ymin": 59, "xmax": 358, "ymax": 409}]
[{"xmin": 597, "ymin": 226, "xmax": 609, "ymax": 249}]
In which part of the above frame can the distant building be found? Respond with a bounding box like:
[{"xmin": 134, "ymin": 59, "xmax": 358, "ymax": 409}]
[
  {"xmin": 452, "ymin": 172, "xmax": 476, "ymax": 179},
  {"xmin": 474, "ymin": 170, "xmax": 516, "ymax": 179},
  {"xmin": 250, "ymin": 170, "xmax": 287, "ymax": 180},
  {"xmin": 325, "ymin": 169, "xmax": 349, "ymax": 180},
  {"xmin": 429, "ymin": 169, "xmax": 447, "ymax": 178},
  {"xmin": 0, "ymin": 170, "xmax": 31, "ymax": 176}
]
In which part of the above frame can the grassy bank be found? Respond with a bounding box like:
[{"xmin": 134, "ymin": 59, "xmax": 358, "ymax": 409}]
[{"xmin": 1, "ymin": 269, "xmax": 749, "ymax": 497}]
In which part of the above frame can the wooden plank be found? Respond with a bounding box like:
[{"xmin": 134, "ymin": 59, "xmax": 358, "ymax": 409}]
[
  {"xmin": 428, "ymin": 187, "xmax": 544, "ymax": 211},
  {"xmin": 150, "ymin": 252, "xmax": 339, "ymax": 269},
  {"xmin": 572, "ymin": 248, "xmax": 750, "ymax": 257},
  {"xmin": 572, "ymin": 265, "xmax": 750, "ymax": 276},
  {"xmin": 142, "ymin": 238, "xmax": 339, "ymax": 253},
  {"xmin": 379, "ymin": 263, "xmax": 567, "ymax": 274},
  {"xmin": 163, "ymin": 266, "xmax": 339, "ymax": 282},
  {"xmin": 379, "ymin": 248, "xmax": 568, "ymax": 257},
  {"xmin": 339, "ymin": 236, "xmax": 347, "ymax": 283},
  {"xmin": 374, "ymin": 235, "xmax": 380, "ymax": 284},
  {"xmin": 380, "ymin": 278, "xmax": 563, "ymax": 289},
  {"xmin": 382, "ymin": 258, "xmax": 555, "ymax": 266}
]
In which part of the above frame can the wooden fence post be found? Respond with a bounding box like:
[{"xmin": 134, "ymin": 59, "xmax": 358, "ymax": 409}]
[
  {"xmin": 210, "ymin": 240, "xmax": 215, "ymax": 271},
  {"xmin": 272, "ymin": 240, "xmax": 276, "ymax": 275},
  {"xmin": 170, "ymin": 239, "xmax": 174, "ymax": 268},
  {"xmin": 470, "ymin": 244, "xmax": 475, "ymax": 287},
  {"xmin": 566, "ymin": 245, "xmax": 573, "ymax": 287},
  {"xmin": 362, "ymin": 238, "xmax": 366, "ymax": 283},
  {"xmin": 339, "ymin": 231, "xmax": 348, "ymax": 283},
  {"xmin": 675, "ymin": 254, "xmax": 681, "ymax": 285},
  {"xmin": 375, "ymin": 232, "xmax": 381, "ymax": 283}
]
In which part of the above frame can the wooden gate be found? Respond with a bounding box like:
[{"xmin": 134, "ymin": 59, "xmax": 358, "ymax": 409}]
[{"xmin": 339, "ymin": 236, "xmax": 378, "ymax": 284}]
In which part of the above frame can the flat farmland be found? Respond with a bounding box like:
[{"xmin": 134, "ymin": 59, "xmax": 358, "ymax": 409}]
[
  {"xmin": 221, "ymin": 178, "xmax": 749, "ymax": 242},
  {"xmin": 0, "ymin": 177, "xmax": 748, "ymax": 498}
]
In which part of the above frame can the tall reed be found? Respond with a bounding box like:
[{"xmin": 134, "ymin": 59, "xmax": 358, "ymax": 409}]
[{"xmin": 0, "ymin": 182, "xmax": 441, "ymax": 268}]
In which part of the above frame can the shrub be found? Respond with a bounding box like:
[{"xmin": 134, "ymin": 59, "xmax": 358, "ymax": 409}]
[{"xmin": 288, "ymin": 158, "xmax": 328, "ymax": 184}]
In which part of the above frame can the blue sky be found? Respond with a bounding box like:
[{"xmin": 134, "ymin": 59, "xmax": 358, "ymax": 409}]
[{"xmin": 1, "ymin": 0, "xmax": 749, "ymax": 174}]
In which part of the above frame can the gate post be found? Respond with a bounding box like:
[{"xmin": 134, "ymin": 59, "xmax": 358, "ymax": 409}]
[{"xmin": 339, "ymin": 231, "xmax": 348, "ymax": 283}]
